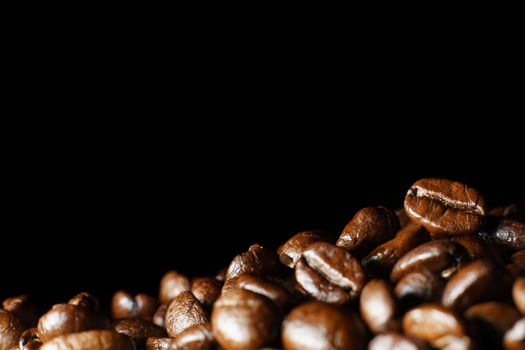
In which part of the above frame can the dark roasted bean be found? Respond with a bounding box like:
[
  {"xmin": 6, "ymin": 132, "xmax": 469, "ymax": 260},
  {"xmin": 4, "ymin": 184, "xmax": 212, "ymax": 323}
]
[
  {"xmin": 465, "ymin": 302, "xmax": 521, "ymax": 336},
  {"xmin": 478, "ymin": 217, "xmax": 525, "ymax": 253},
  {"xmin": 111, "ymin": 290, "xmax": 158, "ymax": 320},
  {"xmin": 165, "ymin": 291, "xmax": 207, "ymax": 338},
  {"xmin": 2, "ymin": 294, "xmax": 37, "ymax": 328},
  {"xmin": 236, "ymin": 273, "xmax": 291, "ymax": 309},
  {"xmin": 360, "ymin": 279, "xmax": 398, "ymax": 334},
  {"xmin": 159, "ymin": 270, "xmax": 191, "ymax": 305},
  {"xmin": 146, "ymin": 337, "xmax": 172, "ymax": 350},
  {"xmin": 39, "ymin": 330, "xmax": 134, "ymax": 350},
  {"xmin": 19, "ymin": 327, "xmax": 42, "ymax": 350},
  {"xmin": 0, "ymin": 309, "xmax": 23, "ymax": 350},
  {"xmin": 113, "ymin": 318, "xmax": 166, "ymax": 346},
  {"xmin": 395, "ymin": 207, "xmax": 412, "ymax": 227},
  {"xmin": 191, "ymin": 277, "xmax": 221, "ymax": 308},
  {"xmin": 294, "ymin": 259, "xmax": 350, "ymax": 304},
  {"xmin": 278, "ymin": 231, "xmax": 327, "ymax": 268},
  {"xmin": 68, "ymin": 292, "xmax": 100, "ymax": 312},
  {"xmin": 395, "ymin": 267, "xmax": 444, "ymax": 306},
  {"xmin": 504, "ymin": 318, "xmax": 525, "ymax": 350},
  {"xmin": 514, "ymin": 278, "xmax": 525, "ymax": 316},
  {"xmin": 169, "ymin": 324, "xmax": 215, "ymax": 350}
]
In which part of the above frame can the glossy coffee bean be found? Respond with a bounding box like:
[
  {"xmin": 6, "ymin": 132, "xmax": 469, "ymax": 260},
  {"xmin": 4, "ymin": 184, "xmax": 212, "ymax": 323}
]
[
  {"xmin": 478, "ymin": 217, "xmax": 525, "ymax": 253},
  {"xmin": 191, "ymin": 277, "xmax": 221, "ymax": 308},
  {"xmin": 159, "ymin": 270, "xmax": 191, "ymax": 305},
  {"xmin": 504, "ymin": 318, "xmax": 525, "ymax": 350},
  {"xmin": 402, "ymin": 304, "xmax": 471, "ymax": 350},
  {"xmin": 225, "ymin": 243, "xmax": 279, "ymax": 282},
  {"xmin": 281, "ymin": 301, "xmax": 366, "ymax": 350},
  {"xmin": 146, "ymin": 337, "xmax": 172, "ymax": 350},
  {"xmin": 514, "ymin": 278, "xmax": 525, "ymax": 315},
  {"xmin": 39, "ymin": 330, "xmax": 135, "ymax": 350},
  {"xmin": 294, "ymin": 259, "xmax": 350, "ymax": 304},
  {"xmin": 165, "ymin": 291, "xmax": 207, "ymax": 337},
  {"xmin": 390, "ymin": 240, "xmax": 467, "ymax": 283},
  {"xmin": 68, "ymin": 292, "xmax": 100, "ymax": 311},
  {"xmin": 111, "ymin": 290, "xmax": 158, "ymax": 320},
  {"xmin": 442, "ymin": 259, "xmax": 510, "ymax": 311},
  {"xmin": 113, "ymin": 318, "xmax": 166, "ymax": 346},
  {"xmin": 153, "ymin": 304, "xmax": 167, "ymax": 328},
  {"xmin": 465, "ymin": 302, "xmax": 521, "ymax": 336},
  {"xmin": 278, "ymin": 231, "xmax": 327, "ymax": 268},
  {"xmin": 0, "ymin": 309, "xmax": 23, "ymax": 350},
  {"xmin": 336, "ymin": 206, "xmax": 399, "ymax": 256},
  {"xmin": 395, "ymin": 267, "xmax": 444, "ymax": 306},
  {"xmin": 368, "ymin": 332, "xmax": 429, "ymax": 350},
  {"xmin": 2, "ymin": 294, "xmax": 37, "ymax": 328},
  {"xmin": 450, "ymin": 235, "xmax": 492, "ymax": 260},
  {"xmin": 37, "ymin": 304, "xmax": 108, "ymax": 343},
  {"xmin": 363, "ymin": 222, "xmax": 429, "ymax": 276},
  {"xmin": 169, "ymin": 324, "xmax": 215, "ymax": 350},
  {"xmin": 212, "ymin": 289, "xmax": 279, "ymax": 350},
  {"xmin": 404, "ymin": 178, "xmax": 487, "ymax": 236},
  {"xmin": 236, "ymin": 273, "xmax": 291, "ymax": 309},
  {"xmin": 360, "ymin": 279, "xmax": 398, "ymax": 334},
  {"xmin": 302, "ymin": 241, "xmax": 365, "ymax": 299},
  {"xmin": 20, "ymin": 327, "xmax": 42, "ymax": 350}
]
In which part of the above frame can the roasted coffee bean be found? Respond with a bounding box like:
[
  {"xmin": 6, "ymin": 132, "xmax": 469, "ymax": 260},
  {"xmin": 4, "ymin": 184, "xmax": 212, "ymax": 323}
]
[
  {"xmin": 363, "ymin": 222, "xmax": 429, "ymax": 276},
  {"xmin": 111, "ymin": 290, "xmax": 158, "ymax": 320},
  {"xmin": 159, "ymin": 270, "xmax": 191, "ymax": 305},
  {"xmin": 113, "ymin": 318, "xmax": 166, "ymax": 346},
  {"xmin": 390, "ymin": 240, "xmax": 467, "ymax": 283},
  {"xmin": 236, "ymin": 273, "xmax": 291, "ymax": 309},
  {"xmin": 37, "ymin": 304, "xmax": 108, "ymax": 343},
  {"xmin": 278, "ymin": 231, "xmax": 327, "ymax": 268},
  {"xmin": 281, "ymin": 301, "xmax": 366, "ymax": 350},
  {"xmin": 225, "ymin": 243, "xmax": 279, "ymax": 282},
  {"xmin": 2, "ymin": 294, "xmax": 37, "ymax": 328},
  {"xmin": 465, "ymin": 302, "xmax": 521, "ymax": 336},
  {"xmin": 0, "ymin": 309, "xmax": 23, "ymax": 350},
  {"xmin": 395, "ymin": 267, "xmax": 444, "ymax": 306},
  {"xmin": 169, "ymin": 324, "xmax": 215, "ymax": 350},
  {"xmin": 67, "ymin": 292, "xmax": 99, "ymax": 312},
  {"xmin": 395, "ymin": 207, "xmax": 412, "ymax": 227},
  {"xmin": 404, "ymin": 178, "xmax": 487, "ymax": 236},
  {"xmin": 191, "ymin": 277, "xmax": 221, "ymax": 308},
  {"xmin": 165, "ymin": 291, "xmax": 207, "ymax": 337},
  {"xmin": 39, "ymin": 330, "xmax": 134, "ymax": 350},
  {"xmin": 504, "ymin": 318, "xmax": 525, "ymax": 350},
  {"xmin": 302, "ymin": 241, "xmax": 365, "ymax": 299},
  {"xmin": 215, "ymin": 268, "xmax": 227, "ymax": 282},
  {"xmin": 146, "ymin": 337, "xmax": 172, "ymax": 350},
  {"xmin": 212, "ymin": 288, "xmax": 279, "ymax": 350},
  {"xmin": 20, "ymin": 327, "xmax": 42, "ymax": 350},
  {"xmin": 360, "ymin": 279, "xmax": 398, "ymax": 334},
  {"xmin": 153, "ymin": 304, "xmax": 167, "ymax": 328},
  {"xmin": 368, "ymin": 332, "xmax": 430, "ymax": 350},
  {"xmin": 336, "ymin": 206, "xmax": 399, "ymax": 256},
  {"xmin": 442, "ymin": 259, "xmax": 510, "ymax": 311},
  {"xmin": 402, "ymin": 304, "xmax": 471, "ymax": 350},
  {"xmin": 478, "ymin": 217, "xmax": 525, "ymax": 253},
  {"xmin": 294, "ymin": 259, "xmax": 350, "ymax": 304},
  {"xmin": 450, "ymin": 235, "xmax": 493, "ymax": 260},
  {"xmin": 514, "ymin": 278, "xmax": 525, "ymax": 315}
]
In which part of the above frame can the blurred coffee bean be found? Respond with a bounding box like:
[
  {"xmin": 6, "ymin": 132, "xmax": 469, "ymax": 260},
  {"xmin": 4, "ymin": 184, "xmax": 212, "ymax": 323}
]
[
  {"xmin": 39, "ymin": 330, "xmax": 134, "ymax": 350},
  {"xmin": 0, "ymin": 309, "xmax": 23, "ymax": 350},
  {"xmin": 395, "ymin": 267, "xmax": 444, "ymax": 307},
  {"xmin": 152, "ymin": 304, "xmax": 167, "ymax": 328},
  {"xmin": 450, "ymin": 235, "xmax": 493, "ymax": 260},
  {"xmin": 111, "ymin": 290, "xmax": 158, "ymax": 320},
  {"xmin": 20, "ymin": 327, "xmax": 42, "ymax": 350},
  {"xmin": 368, "ymin": 332, "xmax": 430, "ymax": 350},
  {"xmin": 514, "ymin": 278, "xmax": 525, "ymax": 315},
  {"xmin": 336, "ymin": 206, "xmax": 399, "ymax": 256},
  {"xmin": 191, "ymin": 277, "xmax": 221, "ymax": 308},
  {"xmin": 478, "ymin": 217, "xmax": 525, "ymax": 253},
  {"xmin": 159, "ymin": 271, "xmax": 191, "ymax": 305},
  {"xmin": 215, "ymin": 268, "xmax": 227, "ymax": 282},
  {"xmin": 278, "ymin": 231, "xmax": 327, "ymax": 268},
  {"xmin": 169, "ymin": 324, "xmax": 215, "ymax": 350},
  {"xmin": 504, "ymin": 318, "xmax": 525, "ymax": 350},
  {"xmin": 146, "ymin": 337, "xmax": 172, "ymax": 350},
  {"xmin": 2, "ymin": 294, "xmax": 37, "ymax": 328},
  {"xmin": 404, "ymin": 178, "xmax": 486, "ymax": 236},
  {"xmin": 236, "ymin": 274, "xmax": 291, "ymax": 309},
  {"xmin": 360, "ymin": 279, "xmax": 398, "ymax": 334},
  {"xmin": 395, "ymin": 207, "xmax": 411, "ymax": 227},
  {"xmin": 113, "ymin": 318, "xmax": 166, "ymax": 347},
  {"xmin": 465, "ymin": 302, "xmax": 521, "ymax": 336},
  {"xmin": 165, "ymin": 291, "xmax": 207, "ymax": 337}
]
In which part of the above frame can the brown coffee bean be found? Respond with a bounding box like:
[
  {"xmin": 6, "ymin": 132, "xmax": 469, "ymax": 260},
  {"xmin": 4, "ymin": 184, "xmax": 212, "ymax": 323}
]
[
  {"xmin": 402, "ymin": 304, "xmax": 471, "ymax": 350},
  {"xmin": 390, "ymin": 240, "xmax": 467, "ymax": 283},
  {"xmin": 113, "ymin": 318, "xmax": 166, "ymax": 346},
  {"xmin": 336, "ymin": 206, "xmax": 399, "ymax": 256},
  {"xmin": 191, "ymin": 277, "xmax": 221, "ymax": 308},
  {"xmin": 165, "ymin": 291, "xmax": 207, "ymax": 337},
  {"xmin": 0, "ymin": 309, "xmax": 23, "ymax": 350},
  {"xmin": 514, "ymin": 278, "xmax": 525, "ymax": 315},
  {"xmin": 442, "ymin": 259, "xmax": 511, "ymax": 311},
  {"xmin": 225, "ymin": 243, "xmax": 279, "ymax": 282},
  {"xmin": 504, "ymin": 318, "xmax": 525, "ymax": 350},
  {"xmin": 450, "ymin": 235, "xmax": 492, "ymax": 260},
  {"xmin": 236, "ymin": 273, "xmax": 291, "ymax": 309},
  {"xmin": 368, "ymin": 332, "xmax": 430, "ymax": 350},
  {"xmin": 404, "ymin": 178, "xmax": 487, "ymax": 236},
  {"xmin": 278, "ymin": 230, "xmax": 327, "ymax": 268},
  {"xmin": 465, "ymin": 302, "xmax": 521, "ymax": 336},
  {"xmin": 395, "ymin": 207, "xmax": 412, "ymax": 227},
  {"xmin": 294, "ymin": 259, "xmax": 350, "ymax": 304},
  {"xmin": 212, "ymin": 289, "xmax": 279, "ymax": 350},
  {"xmin": 302, "ymin": 241, "xmax": 365, "ymax": 299},
  {"xmin": 20, "ymin": 327, "xmax": 42, "ymax": 350},
  {"xmin": 68, "ymin": 292, "xmax": 100, "ymax": 312},
  {"xmin": 395, "ymin": 267, "xmax": 444, "ymax": 306},
  {"xmin": 159, "ymin": 270, "xmax": 191, "ymax": 305},
  {"xmin": 478, "ymin": 217, "xmax": 525, "ymax": 253},
  {"xmin": 363, "ymin": 222, "xmax": 429, "ymax": 276},
  {"xmin": 215, "ymin": 268, "xmax": 227, "ymax": 282},
  {"xmin": 111, "ymin": 290, "xmax": 158, "ymax": 320},
  {"xmin": 37, "ymin": 304, "xmax": 108, "ymax": 343},
  {"xmin": 146, "ymin": 337, "xmax": 172, "ymax": 350},
  {"xmin": 360, "ymin": 279, "xmax": 398, "ymax": 334},
  {"xmin": 281, "ymin": 301, "xmax": 366, "ymax": 350},
  {"xmin": 2, "ymin": 294, "xmax": 37, "ymax": 328},
  {"xmin": 169, "ymin": 324, "xmax": 215, "ymax": 350},
  {"xmin": 39, "ymin": 330, "xmax": 134, "ymax": 350},
  {"xmin": 153, "ymin": 304, "xmax": 167, "ymax": 328}
]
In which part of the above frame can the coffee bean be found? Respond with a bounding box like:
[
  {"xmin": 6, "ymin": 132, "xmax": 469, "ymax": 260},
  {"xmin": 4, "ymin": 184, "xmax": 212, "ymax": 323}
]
[
  {"xmin": 2, "ymin": 294, "xmax": 37, "ymax": 328},
  {"xmin": 368, "ymin": 332, "xmax": 430, "ymax": 350},
  {"xmin": 394, "ymin": 267, "xmax": 444, "ymax": 307},
  {"xmin": 225, "ymin": 243, "xmax": 279, "ymax": 282},
  {"xmin": 360, "ymin": 279, "xmax": 398, "ymax": 334},
  {"xmin": 504, "ymin": 318, "xmax": 525, "ymax": 350},
  {"xmin": 514, "ymin": 278, "xmax": 525, "ymax": 317},
  {"xmin": 278, "ymin": 231, "xmax": 327, "ymax": 268},
  {"xmin": 395, "ymin": 207, "xmax": 412, "ymax": 227},
  {"xmin": 215, "ymin": 268, "xmax": 227, "ymax": 282},
  {"xmin": 159, "ymin": 270, "xmax": 191, "ymax": 305},
  {"xmin": 450, "ymin": 235, "xmax": 493, "ymax": 260},
  {"xmin": 465, "ymin": 302, "xmax": 521, "ymax": 336},
  {"xmin": 169, "ymin": 324, "xmax": 215, "ymax": 350},
  {"xmin": 0, "ymin": 309, "xmax": 23, "ymax": 350},
  {"xmin": 39, "ymin": 330, "xmax": 134, "ymax": 350},
  {"xmin": 294, "ymin": 259, "xmax": 350, "ymax": 304},
  {"xmin": 478, "ymin": 217, "xmax": 525, "ymax": 253},
  {"xmin": 336, "ymin": 206, "xmax": 399, "ymax": 256},
  {"xmin": 37, "ymin": 304, "xmax": 108, "ymax": 343},
  {"xmin": 363, "ymin": 222, "xmax": 429, "ymax": 276},
  {"xmin": 281, "ymin": 301, "xmax": 366, "ymax": 350},
  {"xmin": 153, "ymin": 304, "xmax": 167, "ymax": 328},
  {"xmin": 111, "ymin": 290, "xmax": 158, "ymax": 320},
  {"xmin": 442, "ymin": 259, "xmax": 510, "ymax": 311},
  {"xmin": 146, "ymin": 337, "xmax": 172, "ymax": 350},
  {"xmin": 404, "ymin": 178, "xmax": 487, "ymax": 236},
  {"xmin": 236, "ymin": 273, "xmax": 291, "ymax": 309},
  {"xmin": 191, "ymin": 277, "xmax": 221, "ymax": 308},
  {"xmin": 113, "ymin": 318, "xmax": 166, "ymax": 346},
  {"xmin": 19, "ymin": 327, "xmax": 42, "ymax": 350},
  {"xmin": 212, "ymin": 289, "xmax": 279, "ymax": 350},
  {"xmin": 390, "ymin": 240, "xmax": 467, "ymax": 283},
  {"xmin": 165, "ymin": 291, "xmax": 207, "ymax": 337}
]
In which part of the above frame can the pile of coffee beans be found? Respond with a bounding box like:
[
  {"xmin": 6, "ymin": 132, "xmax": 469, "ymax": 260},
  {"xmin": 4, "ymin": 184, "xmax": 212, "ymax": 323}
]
[{"xmin": 2, "ymin": 178, "xmax": 524, "ymax": 349}]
